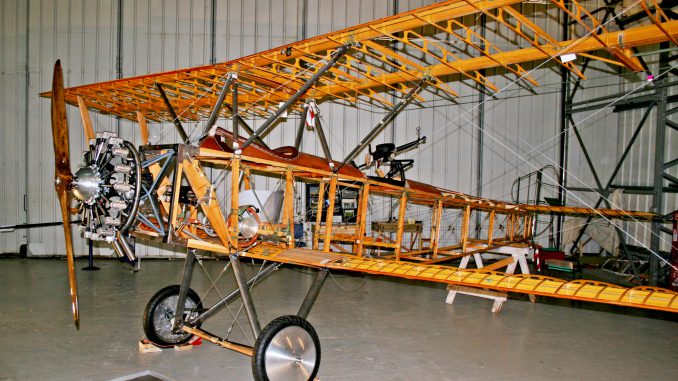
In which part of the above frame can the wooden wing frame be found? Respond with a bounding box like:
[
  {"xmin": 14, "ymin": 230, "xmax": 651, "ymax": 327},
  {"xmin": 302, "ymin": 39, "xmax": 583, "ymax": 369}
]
[
  {"xmin": 164, "ymin": 145, "xmax": 674, "ymax": 314},
  {"xmin": 39, "ymin": 0, "xmax": 678, "ymax": 123}
]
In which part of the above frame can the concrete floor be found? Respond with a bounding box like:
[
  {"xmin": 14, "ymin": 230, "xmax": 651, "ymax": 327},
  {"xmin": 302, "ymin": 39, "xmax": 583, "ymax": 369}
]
[{"xmin": 0, "ymin": 257, "xmax": 676, "ymax": 381}]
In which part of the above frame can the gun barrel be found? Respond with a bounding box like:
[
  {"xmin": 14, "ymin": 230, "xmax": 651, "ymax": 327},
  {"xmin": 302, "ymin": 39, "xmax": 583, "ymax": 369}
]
[{"xmin": 395, "ymin": 136, "xmax": 426, "ymax": 154}]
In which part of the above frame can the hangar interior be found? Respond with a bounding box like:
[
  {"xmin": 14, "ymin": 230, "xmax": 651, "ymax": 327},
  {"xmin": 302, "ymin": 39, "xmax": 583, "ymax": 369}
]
[{"xmin": 0, "ymin": 0, "xmax": 677, "ymax": 380}]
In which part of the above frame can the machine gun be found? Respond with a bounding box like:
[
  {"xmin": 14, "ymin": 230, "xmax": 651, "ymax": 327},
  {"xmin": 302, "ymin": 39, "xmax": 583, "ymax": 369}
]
[{"xmin": 360, "ymin": 127, "xmax": 427, "ymax": 183}]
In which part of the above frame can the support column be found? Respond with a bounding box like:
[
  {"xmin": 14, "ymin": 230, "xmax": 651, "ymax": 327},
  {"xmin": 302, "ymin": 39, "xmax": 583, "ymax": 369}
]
[
  {"xmin": 475, "ymin": 12, "xmax": 486, "ymax": 239},
  {"xmin": 232, "ymin": 76, "xmax": 239, "ymax": 140},
  {"xmin": 314, "ymin": 116, "xmax": 334, "ymax": 169},
  {"xmin": 242, "ymin": 168, "xmax": 251, "ymax": 190},
  {"xmin": 460, "ymin": 205, "xmax": 471, "ymax": 252},
  {"xmin": 193, "ymin": 263, "xmax": 278, "ymax": 325},
  {"xmin": 487, "ymin": 210, "xmax": 495, "ymax": 246},
  {"xmin": 312, "ymin": 181, "xmax": 326, "ymax": 250},
  {"xmin": 355, "ymin": 183, "xmax": 370, "ymax": 257},
  {"xmin": 168, "ymin": 155, "xmax": 184, "ymax": 241},
  {"xmin": 507, "ymin": 214, "xmax": 515, "ymax": 242},
  {"xmin": 173, "ymin": 249, "xmax": 197, "ymax": 330},
  {"xmin": 297, "ymin": 269, "xmax": 329, "ymax": 319},
  {"xmin": 650, "ymin": 47, "xmax": 670, "ymax": 285},
  {"xmin": 573, "ymin": 103, "xmax": 653, "ymax": 232},
  {"xmin": 338, "ymin": 78, "xmax": 428, "ymax": 171},
  {"xmin": 322, "ymin": 176, "xmax": 338, "ymax": 253},
  {"xmin": 230, "ymin": 254, "xmax": 261, "ymax": 338},
  {"xmin": 209, "ymin": 0, "xmax": 216, "ymax": 64},
  {"xmin": 557, "ymin": 5, "xmax": 570, "ymax": 250},
  {"xmin": 203, "ymin": 74, "xmax": 235, "ymax": 137},
  {"xmin": 430, "ymin": 200, "xmax": 443, "ymax": 258},
  {"xmin": 156, "ymin": 83, "xmax": 189, "ymax": 144},
  {"xmin": 230, "ymin": 155, "xmax": 241, "ymax": 250},
  {"xmin": 242, "ymin": 45, "xmax": 352, "ymax": 149},
  {"xmin": 570, "ymin": 118, "xmax": 636, "ymax": 274},
  {"xmin": 394, "ymin": 191, "xmax": 408, "ymax": 260},
  {"xmin": 295, "ymin": 104, "xmax": 308, "ymax": 149},
  {"xmin": 282, "ymin": 168, "xmax": 295, "ymax": 248}
]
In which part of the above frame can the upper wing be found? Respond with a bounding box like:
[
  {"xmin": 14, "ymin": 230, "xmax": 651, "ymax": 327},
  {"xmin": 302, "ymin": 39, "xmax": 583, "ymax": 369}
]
[{"xmin": 39, "ymin": 0, "xmax": 678, "ymax": 122}]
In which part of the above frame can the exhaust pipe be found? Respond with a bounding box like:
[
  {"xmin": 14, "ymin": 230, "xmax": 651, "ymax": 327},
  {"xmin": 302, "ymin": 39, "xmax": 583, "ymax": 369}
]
[{"xmin": 112, "ymin": 231, "xmax": 136, "ymax": 262}]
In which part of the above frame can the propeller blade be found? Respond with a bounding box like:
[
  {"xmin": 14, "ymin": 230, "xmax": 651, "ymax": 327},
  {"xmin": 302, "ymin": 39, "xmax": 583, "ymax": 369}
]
[
  {"xmin": 77, "ymin": 95, "xmax": 95, "ymax": 141},
  {"xmin": 51, "ymin": 59, "xmax": 80, "ymax": 329},
  {"xmin": 57, "ymin": 188, "xmax": 80, "ymax": 329},
  {"xmin": 137, "ymin": 110, "xmax": 149, "ymax": 145},
  {"xmin": 51, "ymin": 60, "xmax": 73, "ymax": 186}
]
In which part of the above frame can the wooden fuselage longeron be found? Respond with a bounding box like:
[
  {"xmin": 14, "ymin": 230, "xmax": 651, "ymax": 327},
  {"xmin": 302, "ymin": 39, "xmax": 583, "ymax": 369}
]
[{"xmin": 126, "ymin": 127, "xmax": 676, "ymax": 315}]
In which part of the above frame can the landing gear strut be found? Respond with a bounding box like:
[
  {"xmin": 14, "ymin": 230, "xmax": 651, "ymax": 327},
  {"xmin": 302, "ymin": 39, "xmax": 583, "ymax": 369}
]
[{"xmin": 141, "ymin": 251, "xmax": 329, "ymax": 381}]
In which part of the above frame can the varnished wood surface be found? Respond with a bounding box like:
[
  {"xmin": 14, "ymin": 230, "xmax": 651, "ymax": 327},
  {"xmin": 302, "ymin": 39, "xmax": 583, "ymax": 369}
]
[
  {"xmin": 38, "ymin": 2, "xmax": 677, "ymax": 123},
  {"xmin": 51, "ymin": 60, "xmax": 79, "ymax": 329}
]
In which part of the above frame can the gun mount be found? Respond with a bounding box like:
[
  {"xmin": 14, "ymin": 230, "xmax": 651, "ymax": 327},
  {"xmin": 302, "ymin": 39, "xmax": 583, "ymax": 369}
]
[{"xmin": 361, "ymin": 128, "xmax": 427, "ymax": 184}]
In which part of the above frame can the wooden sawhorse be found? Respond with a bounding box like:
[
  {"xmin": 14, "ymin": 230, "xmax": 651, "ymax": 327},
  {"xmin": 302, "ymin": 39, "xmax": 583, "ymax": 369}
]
[{"xmin": 445, "ymin": 246, "xmax": 535, "ymax": 313}]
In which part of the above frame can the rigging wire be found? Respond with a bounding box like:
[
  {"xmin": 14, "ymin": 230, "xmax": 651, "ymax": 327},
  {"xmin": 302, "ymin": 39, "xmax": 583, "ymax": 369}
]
[
  {"xmin": 436, "ymin": 61, "xmax": 678, "ymax": 268},
  {"xmin": 194, "ymin": 256, "xmax": 252, "ymax": 344},
  {"xmin": 385, "ymin": 0, "xmax": 678, "ymax": 270},
  {"xmin": 328, "ymin": 270, "xmax": 368, "ymax": 292},
  {"xmin": 148, "ymin": 1, "xmax": 674, "ymax": 269}
]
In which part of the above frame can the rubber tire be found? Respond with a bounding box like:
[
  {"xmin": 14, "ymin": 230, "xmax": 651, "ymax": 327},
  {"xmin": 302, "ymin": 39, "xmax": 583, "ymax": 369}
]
[
  {"xmin": 143, "ymin": 285, "xmax": 202, "ymax": 347},
  {"xmin": 252, "ymin": 315, "xmax": 321, "ymax": 381}
]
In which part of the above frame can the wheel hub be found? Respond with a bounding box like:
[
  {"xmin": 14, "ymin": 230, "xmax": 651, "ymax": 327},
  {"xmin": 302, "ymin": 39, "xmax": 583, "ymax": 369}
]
[{"xmin": 265, "ymin": 326, "xmax": 317, "ymax": 381}]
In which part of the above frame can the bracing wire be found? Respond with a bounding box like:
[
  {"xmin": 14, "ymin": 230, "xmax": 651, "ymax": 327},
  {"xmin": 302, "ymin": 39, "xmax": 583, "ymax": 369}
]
[
  {"xmin": 153, "ymin": 1, "xmax": 674, "ymax": 270},
  {"xmin": 359, "ymin": 0, "xmax": 676, "ymax": 270}
]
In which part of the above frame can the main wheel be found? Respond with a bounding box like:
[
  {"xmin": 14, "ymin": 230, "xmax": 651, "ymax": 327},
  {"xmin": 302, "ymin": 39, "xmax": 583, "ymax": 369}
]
[
  {"xmin": 252, "ymin": 315, "xmax": 321, "ymax": 381},
  {"xmin": 143, "ymin": 285, "xmax": 202, "ymax": 347}
]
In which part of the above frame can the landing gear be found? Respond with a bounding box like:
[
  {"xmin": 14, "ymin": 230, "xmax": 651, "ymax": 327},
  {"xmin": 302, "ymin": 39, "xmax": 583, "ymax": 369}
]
[
  {"xmin": 252, "ymin": 315, "xmax": 321, "ymax": 381},
  {"xmin": 142, "ymin": 251, "xmax": 327, "ymax": 380},
  {"xmin": 142, "ymin": 285, "xmax": 202, "ymax": 347}
]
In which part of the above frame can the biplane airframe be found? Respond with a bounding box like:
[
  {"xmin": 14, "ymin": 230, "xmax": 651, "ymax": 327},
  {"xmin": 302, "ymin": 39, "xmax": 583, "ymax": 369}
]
[{"xmin": 41, "ymin": 1, "xmax": 678, "ymax": 380}]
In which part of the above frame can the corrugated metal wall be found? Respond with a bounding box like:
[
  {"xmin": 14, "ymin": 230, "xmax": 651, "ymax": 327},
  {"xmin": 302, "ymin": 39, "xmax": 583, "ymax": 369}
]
[
  {"xmin": 0, "ymin": 0, "xmax": 672, "ymax": 257},
  {"xmin": 24, "ymin": 0, "xmax": 120, "ymax": 256},
  {"xmin": 0, "ymin": 0, "xmax": 28, "ymax": 253}
]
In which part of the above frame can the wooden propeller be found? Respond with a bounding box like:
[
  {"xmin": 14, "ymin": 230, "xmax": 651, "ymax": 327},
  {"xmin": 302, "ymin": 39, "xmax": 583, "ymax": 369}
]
[{"xmin": 51, "ymin": 60, "xmax": 80, "ymax": 329}]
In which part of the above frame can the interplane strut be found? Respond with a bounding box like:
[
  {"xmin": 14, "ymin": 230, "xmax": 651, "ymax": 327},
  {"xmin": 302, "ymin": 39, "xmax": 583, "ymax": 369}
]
[{"xmin": 39, "ymin": 0, "xmax": 678, "ymax": 123}]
